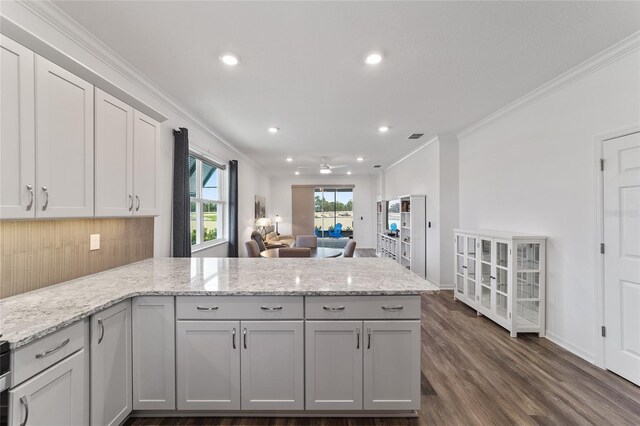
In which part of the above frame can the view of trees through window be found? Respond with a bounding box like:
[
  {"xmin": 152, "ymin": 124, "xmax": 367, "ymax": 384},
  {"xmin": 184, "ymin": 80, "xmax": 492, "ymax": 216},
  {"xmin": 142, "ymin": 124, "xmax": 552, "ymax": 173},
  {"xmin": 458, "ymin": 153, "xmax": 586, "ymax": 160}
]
[
  {"xmin": 314, "ymin": 188, "xmax": 354, "ymax": 239},
  {"xmin": 190, "ymin": 155, "xmax": 223, "ymax": 246}
]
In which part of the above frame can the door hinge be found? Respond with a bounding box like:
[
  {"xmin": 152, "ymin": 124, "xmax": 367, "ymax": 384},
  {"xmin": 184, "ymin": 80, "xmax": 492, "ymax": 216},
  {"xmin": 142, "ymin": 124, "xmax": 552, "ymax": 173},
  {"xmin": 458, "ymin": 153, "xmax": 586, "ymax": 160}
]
[
  {"xmin": 600, "ymin": 243, "xmax": 605, "ymax": 254},
  {"xmin": 600, "ymin": 158, "xmax": 604, "ymax": 171},
  {"xmin": 601, "ymin": 326, "xmax": 606, "ymax": 337}
]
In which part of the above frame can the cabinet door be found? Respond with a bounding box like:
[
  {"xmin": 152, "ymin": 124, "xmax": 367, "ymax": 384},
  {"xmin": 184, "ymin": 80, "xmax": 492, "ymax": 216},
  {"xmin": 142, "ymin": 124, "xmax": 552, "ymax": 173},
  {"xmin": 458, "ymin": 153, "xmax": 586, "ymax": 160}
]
[
  {"xmin": 305, "ymin": 321, "xmax": 362, "ymax": 410},
  {"xmin": 465, "ymin": 235, "xmax": 478, "ymax": 306},
  {"xmin": 0, "ymin": 36, "xmax": 36, "ymax": 219},
  {"xmin": 241, "ymin": 321, "xmax": 304, "ymax": 410},
  {"xmin": 176, "ymin": 320, "xmax": 240, "ymax": 410},
  {"xmin": 132, "ymin": 296, "xmax": 175, "ymax": 410},
  {"xmin": 9, "ymin": 349, "xmax": 86, "ymax": 426},
  {"xmin": 133, "ymin": 110, "xmax": 160, "ymax": 216},
  {"xmin": 363, "ymin": 321, "xmax": 421, "ymax": 410},
  {"xmin": 493, "ymin": 239, "xmax": 511, "ymax": 323},
  {"xmin": 91, "ymin": 300, "xmax": 132, "ymax": 426},
  {"xmin": 35, "ymin": 56, "xmax": 94, "ymax": 218},
  {"xmin": 95, "ymin": 88, "xmax": 134, "ymax": 217},
  {"xmin": 454, "ymin": 234, "xmax": 466, "ymax": 298}
]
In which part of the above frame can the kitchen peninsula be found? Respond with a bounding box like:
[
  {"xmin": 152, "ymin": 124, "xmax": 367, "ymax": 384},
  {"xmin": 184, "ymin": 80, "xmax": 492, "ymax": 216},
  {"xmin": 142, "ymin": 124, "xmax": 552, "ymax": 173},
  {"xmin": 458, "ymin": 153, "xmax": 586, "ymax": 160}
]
[{"xmin": 1, "ymin": 258, "xmax": 437, "ymax": 424}]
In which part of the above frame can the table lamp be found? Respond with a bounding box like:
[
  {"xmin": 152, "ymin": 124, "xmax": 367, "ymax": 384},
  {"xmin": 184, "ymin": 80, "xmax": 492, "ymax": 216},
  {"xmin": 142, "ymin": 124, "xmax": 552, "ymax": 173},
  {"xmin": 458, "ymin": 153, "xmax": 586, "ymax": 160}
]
[
  {"xmin": 274, "ymin": 215, "xmax": 283, "ymax": 235},
  {"xmin": 255, "ymin": 217, "xmax": 272, "ymax": 237}
]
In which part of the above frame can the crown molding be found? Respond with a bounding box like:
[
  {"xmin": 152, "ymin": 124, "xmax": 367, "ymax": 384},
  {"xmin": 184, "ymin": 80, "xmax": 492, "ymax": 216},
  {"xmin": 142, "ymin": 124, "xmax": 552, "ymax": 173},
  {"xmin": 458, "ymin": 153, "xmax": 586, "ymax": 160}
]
[
  {"xmin": 384, "ymin": 135, "xmax": 439, "ymax": 171},
  {"xmin": 457, "ymin": 31, "xmax": 640, "ymax": 139},
  {"xmin": 13, "ymin": 0, "xmax": 267, "ymax": 174}
]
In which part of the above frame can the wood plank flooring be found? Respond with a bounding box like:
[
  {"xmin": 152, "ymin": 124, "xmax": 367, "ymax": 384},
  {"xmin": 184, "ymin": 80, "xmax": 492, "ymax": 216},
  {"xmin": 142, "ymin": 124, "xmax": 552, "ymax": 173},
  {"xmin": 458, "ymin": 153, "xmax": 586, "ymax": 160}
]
[{"xmin": 125, "ymin": 291, "xmax": 640, "ymax": 426}]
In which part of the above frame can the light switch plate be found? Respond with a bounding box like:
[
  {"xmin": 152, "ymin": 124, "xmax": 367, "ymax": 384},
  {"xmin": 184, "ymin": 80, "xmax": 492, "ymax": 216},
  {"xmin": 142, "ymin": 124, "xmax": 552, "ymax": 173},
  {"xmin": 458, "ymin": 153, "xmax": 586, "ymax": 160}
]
[{"xmin": 90, "ymin": 234, "xmax": 100, "ymax": 251}]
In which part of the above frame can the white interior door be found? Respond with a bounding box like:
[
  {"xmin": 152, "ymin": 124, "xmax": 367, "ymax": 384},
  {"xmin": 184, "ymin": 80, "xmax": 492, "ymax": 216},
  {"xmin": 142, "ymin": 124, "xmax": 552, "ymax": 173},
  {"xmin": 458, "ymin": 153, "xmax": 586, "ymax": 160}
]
[{"xmin": 603, "ymin": 131, "xmax": 640, "ymax": 386}]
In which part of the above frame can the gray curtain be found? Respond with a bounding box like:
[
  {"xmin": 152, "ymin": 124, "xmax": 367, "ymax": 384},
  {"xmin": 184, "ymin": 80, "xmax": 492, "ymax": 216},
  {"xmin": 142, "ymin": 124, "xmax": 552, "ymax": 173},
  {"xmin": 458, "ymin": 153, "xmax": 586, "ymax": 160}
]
[
  {"xmin": 228, "ymin": 160, "xmax": 239, "ymax": 257},
  {"xmin": 172, "ymin": 128, "xmax": 191, "ymax": 257}
]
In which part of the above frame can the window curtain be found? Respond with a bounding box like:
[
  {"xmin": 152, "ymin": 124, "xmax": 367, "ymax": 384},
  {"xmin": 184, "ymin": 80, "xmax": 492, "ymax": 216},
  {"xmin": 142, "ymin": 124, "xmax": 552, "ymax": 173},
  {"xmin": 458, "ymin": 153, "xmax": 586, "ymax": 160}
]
[
  {"xmin": 172, "ymin": 127, "xmax": 191, "ymax": 257},
  {"xmin": 228, "ymin": 160, "xmax": 239, "ymax": 257}
]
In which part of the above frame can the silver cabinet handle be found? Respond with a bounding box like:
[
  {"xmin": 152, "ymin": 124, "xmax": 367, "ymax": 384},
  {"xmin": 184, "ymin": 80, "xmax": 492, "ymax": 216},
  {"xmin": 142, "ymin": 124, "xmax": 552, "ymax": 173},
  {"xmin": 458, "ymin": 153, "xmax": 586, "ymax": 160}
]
[
  {"xmin": 232, "ymin": 328, "xmax": 237, "ymax": 349},
  {"xmin": 196, "ymin": 306, "xmax": 219, "ymax": 311},
  {"xmin": 20, "ymin": 395, "xmax": 29, "ymax": 426},
  {"xmin": 367, "ymin": 328, "xmax": 371, "ymax": 349},
  {"xmin": 128, "ymin": 194, "xmax": 133, "ymax": 211},
  {"xmin": 243, "ymin": 327, "xmax": 247, "ymax": 349},
  {"xmin": 26, "ymin": 185, "xmax": 34, "ymax": 211},
  {"xmin": 260, "ymin": 306, "xmax": 283, "ymax": 311},
  {"xmin": 381, "ymin": 305, "xmax": 404, "ymax": 311},
  {"xmin": 97, "ymin": 318, "xmax": 105, "ymax": 344},
  {"xmin": 41, "ymin": 186, "xmax": 48, "ymax": 211},
  {"xmin": 35, "ymin": 338, "xmax": 70, "ymax": 359},
  {"xmin": 135, "ymin": 195, "xmax": 140, "ymax": 211},
  {"xmin": 322, "ymin": 306, "xmax": 345, "ymax": 311},
  {"xmin": 462, "ymin": 265, "xmax": 468, "ymax": 269},
  {"xmin": 356, "ymin": 328, "xmax": 360, "ymax": 349}
]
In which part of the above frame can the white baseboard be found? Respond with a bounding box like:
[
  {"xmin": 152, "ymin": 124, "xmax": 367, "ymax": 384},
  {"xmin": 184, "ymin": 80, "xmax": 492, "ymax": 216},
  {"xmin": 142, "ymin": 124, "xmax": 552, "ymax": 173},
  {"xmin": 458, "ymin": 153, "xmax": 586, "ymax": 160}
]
[{"xmin": 545, "ymin": 331, "xmax": 597, "ymax": 365}]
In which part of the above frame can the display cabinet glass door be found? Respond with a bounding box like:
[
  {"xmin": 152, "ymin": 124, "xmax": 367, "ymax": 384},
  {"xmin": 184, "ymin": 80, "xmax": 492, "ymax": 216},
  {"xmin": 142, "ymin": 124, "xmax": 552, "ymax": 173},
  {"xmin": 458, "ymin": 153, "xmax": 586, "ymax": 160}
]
[
  {"xmin": 455, "ymin": 235, "xmax": 465, "ymax": 297},
  {"xmin": 465, "ymin": 237, "xmax": 477, "ymax": 304},
  {"xmin": 479, "ymin": 238, "xmax": 492, "ymax": 312},
  {"xmin": 494, "ymin": 240, "xmax": 510, "ymax": 320},
  {"xmin": 516, "ymin": 242, "xmax": 542, "ymax": 328}
]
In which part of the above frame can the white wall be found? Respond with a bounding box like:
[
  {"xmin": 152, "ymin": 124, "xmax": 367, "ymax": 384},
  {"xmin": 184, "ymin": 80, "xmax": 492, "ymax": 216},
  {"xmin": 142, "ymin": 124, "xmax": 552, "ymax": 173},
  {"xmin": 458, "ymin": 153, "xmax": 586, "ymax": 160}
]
[
  {"xmin": 1, "ymin": 1, "xmax": 269, "ymax": 258},
  {"xmin": 382, "ymin": 136, "xmax": 459, "ymax": 287},
  {"xmin": 458, "ymin": 48, "xmax": 640, "ymax": 362},
  {"xmin": 270, "ymin": 174, "xmax": 376, "ymax": 248}
]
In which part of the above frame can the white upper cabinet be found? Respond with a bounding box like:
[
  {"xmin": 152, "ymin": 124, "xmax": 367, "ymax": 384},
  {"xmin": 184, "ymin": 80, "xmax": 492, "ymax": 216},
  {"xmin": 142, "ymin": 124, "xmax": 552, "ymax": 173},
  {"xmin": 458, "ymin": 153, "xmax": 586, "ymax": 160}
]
[
  {"xmin": 0, "ymin": 35, "xmax": 36, "ymax": 219},
  {"xmin": 95, "ymin": 88, "xmax": 134, "ymax": 217},
  {"xmin": 133, "ymin": 110, "xmax": 160, "ymax": 216},
  {"xmin": 36, "ymin": 56, "xmax": 94, "ymax": 218}
]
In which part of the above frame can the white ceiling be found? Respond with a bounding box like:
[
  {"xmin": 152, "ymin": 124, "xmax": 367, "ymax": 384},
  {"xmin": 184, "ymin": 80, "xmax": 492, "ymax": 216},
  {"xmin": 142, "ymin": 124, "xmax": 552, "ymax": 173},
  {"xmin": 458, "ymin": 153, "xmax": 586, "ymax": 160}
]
[{"xmin": 54, "ymin": 1, "xmax": 640, "ymax": 176}]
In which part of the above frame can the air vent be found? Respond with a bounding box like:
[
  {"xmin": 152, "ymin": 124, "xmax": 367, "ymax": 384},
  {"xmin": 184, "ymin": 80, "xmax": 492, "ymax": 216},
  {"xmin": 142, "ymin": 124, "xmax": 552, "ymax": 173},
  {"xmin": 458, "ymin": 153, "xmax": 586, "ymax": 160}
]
[
  {"xmin": 373, "ymin": 165, "xmax": 382, "ymax": 168},
  {"xmin": 408, "ymin": 133, "xmax": 424, "ymax": 140}
]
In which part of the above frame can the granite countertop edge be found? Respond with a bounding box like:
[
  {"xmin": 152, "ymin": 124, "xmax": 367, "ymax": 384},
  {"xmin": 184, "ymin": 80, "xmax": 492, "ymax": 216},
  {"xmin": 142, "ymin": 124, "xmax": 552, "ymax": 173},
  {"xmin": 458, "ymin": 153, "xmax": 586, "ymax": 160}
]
[{"xmin": 6, "ymin": 288, "xmax": 437, "ymax": 349}]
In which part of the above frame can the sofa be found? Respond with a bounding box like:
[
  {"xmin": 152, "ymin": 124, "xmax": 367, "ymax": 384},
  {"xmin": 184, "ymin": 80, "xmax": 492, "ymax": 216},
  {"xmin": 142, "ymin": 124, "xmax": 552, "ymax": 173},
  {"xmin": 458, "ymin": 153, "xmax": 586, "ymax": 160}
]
[{"xmin": 264, "ymin": 231, "xmax": 295, "ymax": 248}]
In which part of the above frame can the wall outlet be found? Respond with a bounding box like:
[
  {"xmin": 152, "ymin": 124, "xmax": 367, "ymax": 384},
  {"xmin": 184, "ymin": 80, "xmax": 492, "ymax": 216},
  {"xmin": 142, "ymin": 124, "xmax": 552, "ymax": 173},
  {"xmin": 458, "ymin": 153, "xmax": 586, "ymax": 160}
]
[{"xmin": 90, "ymin": 234, "xmax": 100, "ymax": 251}]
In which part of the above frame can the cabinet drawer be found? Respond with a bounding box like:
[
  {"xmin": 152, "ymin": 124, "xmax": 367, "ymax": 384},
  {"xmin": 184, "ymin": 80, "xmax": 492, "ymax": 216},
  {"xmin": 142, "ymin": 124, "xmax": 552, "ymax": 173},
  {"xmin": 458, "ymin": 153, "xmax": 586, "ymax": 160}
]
[
  {"xmin": 12, "ymin": 319, "xmax": 87, "ymax": 386},
  {"xmin": 305, "ymin": 296, "xmax": 421, "ymax": 320},
  {"xmin": 176, "ymin": 296, "xmax": 303, "ymax": 320}
]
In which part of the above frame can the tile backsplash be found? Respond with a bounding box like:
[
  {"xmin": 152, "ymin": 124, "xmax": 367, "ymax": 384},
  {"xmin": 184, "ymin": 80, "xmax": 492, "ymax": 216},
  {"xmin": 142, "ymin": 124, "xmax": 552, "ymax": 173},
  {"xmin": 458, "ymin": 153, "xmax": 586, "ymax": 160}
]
[{"xmin": 0, "ymin": 217, "xmax": 154, "ymax": 298}]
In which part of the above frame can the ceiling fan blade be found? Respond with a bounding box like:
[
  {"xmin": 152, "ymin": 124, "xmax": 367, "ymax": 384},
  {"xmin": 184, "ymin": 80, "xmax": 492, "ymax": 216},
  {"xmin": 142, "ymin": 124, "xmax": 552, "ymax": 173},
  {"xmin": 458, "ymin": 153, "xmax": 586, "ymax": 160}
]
[{"xmin": 329, "ymin": 165, "xmax": 348, "ymax": 169}]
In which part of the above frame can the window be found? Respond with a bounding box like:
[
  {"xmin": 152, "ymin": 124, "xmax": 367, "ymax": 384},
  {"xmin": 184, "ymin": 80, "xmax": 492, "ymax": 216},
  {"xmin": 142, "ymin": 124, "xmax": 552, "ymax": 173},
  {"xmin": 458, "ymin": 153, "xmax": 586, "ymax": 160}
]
[{"xmin": 190, "ymin": 154, "xmax": 225, "ymax": 249}]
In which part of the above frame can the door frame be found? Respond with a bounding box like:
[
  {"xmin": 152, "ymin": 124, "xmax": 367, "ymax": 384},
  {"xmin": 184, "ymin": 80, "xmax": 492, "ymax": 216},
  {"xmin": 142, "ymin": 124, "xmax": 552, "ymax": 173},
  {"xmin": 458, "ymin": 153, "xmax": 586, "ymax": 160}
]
[{"xmin": 594, "ymin": 125, "xmax": 640, "ymax": 369}]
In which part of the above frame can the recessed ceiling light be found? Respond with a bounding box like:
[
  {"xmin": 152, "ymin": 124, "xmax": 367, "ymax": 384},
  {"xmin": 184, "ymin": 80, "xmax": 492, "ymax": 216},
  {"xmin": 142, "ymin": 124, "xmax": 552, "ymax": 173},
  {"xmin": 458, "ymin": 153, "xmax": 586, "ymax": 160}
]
[
  {"xmin": 286, "ymin": 157, "xmax": 293, "ymax": 162},
  {"xmin": 295, "ymin": 171, "xmax": 300, "ymax": 175},
  {"xmin": 356, "ymin": 157, "xmax": 364, "ymax": 162},
  {"xmin": 220, "ymin": 54, "xmax": 239, "ymax": 66},
  {"xmin": 347, "ymin": 171, "xmax": 352, "ymax": 175},
  {"xmin": 268, "ymin": 127, "xmax": 279, "ymax": 134},
  {"xmin": 378, "ymin": 126, "xmax": 389, "ymax": 133},
  {"xmin": 365, "ymin": 52, "xmax": 383, "ymax": 65}
]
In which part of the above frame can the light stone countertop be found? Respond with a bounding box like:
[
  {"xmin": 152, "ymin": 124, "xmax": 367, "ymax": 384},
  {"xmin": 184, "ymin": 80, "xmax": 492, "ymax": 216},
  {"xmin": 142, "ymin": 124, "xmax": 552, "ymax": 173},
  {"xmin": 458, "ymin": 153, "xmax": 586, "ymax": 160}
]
[{"xmin": 0, "ymin": 257, "xmax": 438, "ymax": 349}]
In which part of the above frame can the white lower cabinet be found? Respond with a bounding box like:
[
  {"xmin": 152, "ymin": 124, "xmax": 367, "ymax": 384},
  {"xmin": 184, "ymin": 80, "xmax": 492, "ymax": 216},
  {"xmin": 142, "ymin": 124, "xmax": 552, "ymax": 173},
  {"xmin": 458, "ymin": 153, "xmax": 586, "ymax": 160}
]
[
  {"xmin": 240, "ymin": 321, "xmax": 304, "ymax": 410},
  {"xmin": 91, "ymin": 300, "xmax": 132, "ymax": 426},
  {"xmin": 305, "ymin": 321, "xmax": 362, "ymax": 410},
  {"xmin": 176, "ymin": 321, "xmax": 240, "ymax": 410},
  {"xmin": 9, "ymin": 349, "xmax": 86, "ymax": 426},
  {"xmin": 363, "ymin": 320, "xmax": 421, "ymax": 410},
  {"xmin": 132, "ymin": 296, "xmax": 175, "ymax": 410}
]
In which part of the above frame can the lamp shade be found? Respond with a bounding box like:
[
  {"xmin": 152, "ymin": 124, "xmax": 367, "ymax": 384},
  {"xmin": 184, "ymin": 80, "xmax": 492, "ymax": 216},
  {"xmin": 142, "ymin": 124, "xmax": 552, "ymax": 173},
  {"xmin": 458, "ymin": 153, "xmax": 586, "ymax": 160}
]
[
  {"xmin": 274, "ymin": 215, "xmax": 283, "ymax": 223},
  {"xmin": 256, "ymin": 217, "xmax": 271, "ymax": 227}
]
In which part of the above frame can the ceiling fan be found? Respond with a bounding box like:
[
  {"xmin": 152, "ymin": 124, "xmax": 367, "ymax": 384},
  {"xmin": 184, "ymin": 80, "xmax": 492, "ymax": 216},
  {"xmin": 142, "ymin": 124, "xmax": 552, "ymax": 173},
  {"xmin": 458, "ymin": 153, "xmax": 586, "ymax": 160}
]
[{"xmin": 297, "ymin": 157, "xmax": 348, "ymax": 174}]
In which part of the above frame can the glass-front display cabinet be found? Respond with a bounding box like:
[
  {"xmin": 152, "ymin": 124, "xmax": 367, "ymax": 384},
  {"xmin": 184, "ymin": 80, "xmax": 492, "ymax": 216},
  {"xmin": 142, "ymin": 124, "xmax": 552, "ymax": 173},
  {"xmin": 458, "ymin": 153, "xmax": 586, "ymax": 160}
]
[{"xmin": 454, "ymin": 229, "xmax": 546, "ymax": 337}]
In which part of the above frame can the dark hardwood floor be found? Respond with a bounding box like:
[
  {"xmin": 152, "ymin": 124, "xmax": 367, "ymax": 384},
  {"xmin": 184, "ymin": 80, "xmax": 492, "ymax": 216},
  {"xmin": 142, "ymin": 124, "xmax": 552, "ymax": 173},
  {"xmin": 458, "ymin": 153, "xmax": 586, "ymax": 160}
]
[{"xmin": 125, "ymin": 291, "xmax": 640, "ymax": 426}]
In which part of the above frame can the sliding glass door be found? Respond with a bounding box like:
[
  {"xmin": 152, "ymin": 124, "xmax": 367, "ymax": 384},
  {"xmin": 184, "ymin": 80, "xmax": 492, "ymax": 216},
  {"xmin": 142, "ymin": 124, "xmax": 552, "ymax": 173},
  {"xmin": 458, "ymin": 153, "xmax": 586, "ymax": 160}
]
[{"xmin": 314, "ymin": 187, "xmax": 353, "ymax": 248}]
